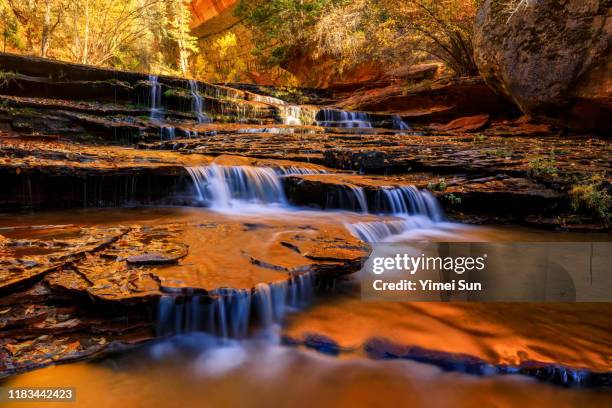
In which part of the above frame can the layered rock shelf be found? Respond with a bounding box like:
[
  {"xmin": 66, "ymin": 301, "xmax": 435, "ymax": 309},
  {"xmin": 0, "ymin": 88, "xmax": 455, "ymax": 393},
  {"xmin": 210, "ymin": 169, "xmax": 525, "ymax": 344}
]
[{"xmin": 0, "ymin": 52, "xmax": 610, "ymax": 380}]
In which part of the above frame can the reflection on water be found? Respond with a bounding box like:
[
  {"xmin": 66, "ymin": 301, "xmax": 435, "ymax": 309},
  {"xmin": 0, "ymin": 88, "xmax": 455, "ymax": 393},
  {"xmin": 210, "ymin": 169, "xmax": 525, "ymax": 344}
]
[
  {"xmin": 1, "ymin": 207, "xmax": 610, "ymax": 407},
  {"xmin": 3, "ymin": 333, "xmax": 611, "ymax": 408}
]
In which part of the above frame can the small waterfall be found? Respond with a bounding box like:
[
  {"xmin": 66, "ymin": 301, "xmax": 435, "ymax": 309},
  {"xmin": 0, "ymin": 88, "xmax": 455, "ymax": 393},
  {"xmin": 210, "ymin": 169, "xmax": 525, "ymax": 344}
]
[
  {"xmin": 182, "ymin": 129, "xmax": 198, "ymax": 139},
  {"xmin": 344, "ymin": 186, "xmax": 445, "ymax": 242},
  {"xmin": 252, "ymin": 94, "xmax": 287, "ymax": 106},
  {"xmin": 392, "ymin": 115, "xmax": 410, "ymax": 131},
  {"xmin": 185, "ymin": 165, "xmax": 287, "ymax": 209},
  {"xmin": 352, "ymin": 187, "xmax": 368, "ymax": 213},
  {"xmin": 316, "ymin": 109, "xmax": 372, "ymax": 128},
  {"xmin": 346, "ymin": 217, "xmax": 436, "ymax": 243},
  {"xmin": 276, "ymin": 167, "xmax": 327, "ymax": 175},
  {"xmin": 157, "ymin": 273, "xmax": 314, "ymax": 338},
  {"xmin": 323, "ymin": 185, "xmax": 370, "ymax": 213},
  {"xmin": 160, "ymin": 126, "xmax": 175, "ymax": 141},
  {"xmin": 280, "ymin": 105, "xmax": 303, "ymax": 126},
  {"xmin": 149, "ymin": 75, "xmax": 163, "ymax": 121},
  {"xmin": 374, "ymin": 186, "xmax": 443, "ymax": 221},
  {"xmin": 188, "ymin": 80, "xmax": 209, "ymax": 124},
  {"xmin": 324, "ymin": 184, "xmax": 442, "ymax": 219}
]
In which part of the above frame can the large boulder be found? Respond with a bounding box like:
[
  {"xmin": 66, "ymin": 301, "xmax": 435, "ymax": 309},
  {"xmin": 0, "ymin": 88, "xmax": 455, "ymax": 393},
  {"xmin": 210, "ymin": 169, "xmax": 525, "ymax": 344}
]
[{"xmin": 474, "ymin": 0, "xmax": 611, "ymax": 131}]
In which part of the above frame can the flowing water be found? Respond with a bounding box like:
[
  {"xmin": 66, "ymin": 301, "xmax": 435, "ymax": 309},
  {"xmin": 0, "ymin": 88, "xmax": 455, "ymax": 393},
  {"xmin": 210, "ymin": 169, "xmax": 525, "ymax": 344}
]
[
  {"xmin": 316, "ymin": 109, "xmax": 373, "ymax": 128},
  {"xmin": 2, "ymin": 90, "xmax": 610, "ymax": 405},
  {"xmin": 392, "ymin": 114, "xmax": 411, "ymax": 131},
  {"xmin": 1, "ymin": 199, "xmax": 610, "ymax": 407},
  {"xmin": 148, "ymin": 75, "xmax": 163, "ymax": 122},
  {"xmin": 184, "ymin": 165, "xmax": 446, "ymax": 242},
  {"xmin": 281, "ymin": 105, "xmax": 304, "ymax": 126},
  {"xmin": 185, "ymin": 166, "xmax": 288, "ymax": 209},
  {"xmin": 157, "ymin": 272, "xmax": 313, "ymax": 339},
  {"xmin": 188, "ymin": 80, "xmax": 209, "ymax": 124}
]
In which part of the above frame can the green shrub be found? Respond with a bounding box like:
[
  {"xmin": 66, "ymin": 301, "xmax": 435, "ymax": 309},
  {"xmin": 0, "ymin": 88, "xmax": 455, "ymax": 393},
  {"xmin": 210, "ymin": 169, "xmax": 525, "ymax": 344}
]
[
  {"xmin": 427, "ymin": 178, "xmax": 447, "ymax": 192},
  {"xmin": 570, "ymin": 179, "xmax": 611, "ymax": 223},
  {"xmin": 528, "ymin": 155, "xmax": 558, "ymax": 178}
]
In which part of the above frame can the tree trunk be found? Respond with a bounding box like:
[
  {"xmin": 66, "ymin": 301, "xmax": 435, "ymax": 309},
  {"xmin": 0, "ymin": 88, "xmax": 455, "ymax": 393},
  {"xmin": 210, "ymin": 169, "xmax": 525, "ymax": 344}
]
[
  {"xmin": 41, "ymin": 0, "xmax": 51, "ymax": 57},
  {"xmin": 83, "ymin": 0, "xmax": 90, "ymax": 64}
]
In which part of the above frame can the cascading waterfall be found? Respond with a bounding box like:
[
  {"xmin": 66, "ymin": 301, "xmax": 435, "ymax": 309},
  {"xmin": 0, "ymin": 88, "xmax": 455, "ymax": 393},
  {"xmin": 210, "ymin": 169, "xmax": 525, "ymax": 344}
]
[
  {"xmin": 345, "ymin": 217, "xmax": 438, "ymax": 243},
  {"xmin": 374, "ymin": 186, "xmax": 443, "ymax": 221},
  {"xmin": 280, "ymin": 105, "xmax": 303, "ymax": 126},
  {"xmin": 344, "ymin": 186, "xmax": 445, "ymax": 242},
  {"xmin": 182, "ymin": 129, "xmax": 199, "ymax": 139},
  {"xmin": 188, "ymin": 80, "xmax": 209, "ymax": 124},
  {"xmin": 351, "ymin": 187, "xmax": 368, "ymax": 213},
  {"xmin": 157, "ymin": 273, "xmax": 314, "ymax": 338},
  {"xmin": 316, "ymin": 109, "xmax": 373, "ymax": 128},
  {"xmin": 185, "ymin": 165, "xmax": 287, "ymax": 209},
  {"xmin": 149, "ymin": 75, "xmax": 164, "ymax": 121},
  {"xmin": 326, "ymin": 186, "xmax": 369, "ymax": 213},
  {"xmin": 252, "ymin": 94, "xmax": 287, "ymax": 106},
  {"xmin": 184, "ymin": 164, "xmax": 444, "ymax": 241},
  {"xmin": 275, "ymin": 167, "xmax": 327, "ymax": 175},
  {"xmin": 160, "ymin": 126, "xmax": 175, "ymax": 141}
]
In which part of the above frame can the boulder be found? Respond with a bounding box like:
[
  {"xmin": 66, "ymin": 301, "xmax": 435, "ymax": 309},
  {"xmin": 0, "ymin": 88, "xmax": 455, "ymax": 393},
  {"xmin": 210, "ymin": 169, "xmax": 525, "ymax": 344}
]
[{"xmin": 474, "ymin": 0, "xmax": 611, "ymax": 131}]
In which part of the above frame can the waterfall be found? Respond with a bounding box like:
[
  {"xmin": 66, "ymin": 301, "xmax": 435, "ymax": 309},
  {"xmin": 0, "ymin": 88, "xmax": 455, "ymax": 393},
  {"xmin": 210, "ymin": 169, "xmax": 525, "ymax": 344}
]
[
  {"xmin": 149, "ymin": 75, "xmax": 163, "ymax": 121},
  {"xmin": 351, "ymin": 187, "xmax": 368, "ymax": 213},
  {"xmin": 157, "ymin": 273, "xmax": 314, "ymax": 338},
  {"xmin": 160, "ymin": 126, "xmax": 175, "ymax": 141},
  {"xmin": 185, "ymin": 165, "xmax": 287, "ymax": 209},
  {"xmin": 344, "ymin": 186, "xmax": 445, "ymax": 242},
  {"xmin": 346, "ymin": 217, "xmax": 437, "ymax": 243},
  {"xmin": 316, "ymin": 109, "xmax": 372, "ymax": 128},
  {"xmin": 375, "ymin": 186, "xmax": 443, "ymax": 221},
  {"xmin": 332, "ymin": 186, "xmax": 368, "ymax": 213},
  {"xmin": 188, "ymin": 80, "xmax": 209, "ymax": 124},
  {"xmin": 392, "ymin": 115, "xmax": 410, "ymax": 131},
  {"xmin": 280, "ymin": 105, "xmax": 303, "ymax": 126},
  {"xmin": 182, "ymin": 129, "xmax": 198, "ymax": 139},
  {"xmin": 252, "ymin": 94, "xmax": 287, "ymax": 106},
  {"xmin": 276, "ymin": 167, "xmax": 327, "ymax": 175}
]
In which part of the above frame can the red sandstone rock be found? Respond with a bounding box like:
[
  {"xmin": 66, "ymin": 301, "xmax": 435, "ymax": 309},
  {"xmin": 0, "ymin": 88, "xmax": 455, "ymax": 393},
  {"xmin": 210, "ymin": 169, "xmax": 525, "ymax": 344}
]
[{"xmin": 429, "ymin": 114, "xmax": 491, "ymax": 133}]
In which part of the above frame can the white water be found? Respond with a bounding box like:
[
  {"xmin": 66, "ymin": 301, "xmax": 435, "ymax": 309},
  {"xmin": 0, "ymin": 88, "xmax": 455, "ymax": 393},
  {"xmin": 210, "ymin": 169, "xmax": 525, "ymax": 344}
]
[
  {"xmin": 276, "ymin": 167, "xmax": 327, "ymax": 175},
  {"xmin": 344, "ymin": 186, "xmax": 446, "ymax": 242},
  {"xmin": 392, "ymin": 115, "xmax": 411, "ymax": 131},
  {"xmin": 186, "ymin": 165, "xmax": 288, "ymax": 209},
  {"xmin": 160, "ymin": 126, "xmax": 175, "ymax": 141},
  {"xmin": 185, "ymin": 165, "xmax": 452, "ymax": 243},
  {"xmin": 149, "ymin": 75, "xmax": 164, "ymax": 121},
  {"xmin": 188, "ymin": 80, "xmax": 209, "ymax": 124},
  {"xmin": 157, "ymin": 273, "xmax": 314, "ymax": 338},
  {"xmin": 376, "ymin": 186, "xmax": 443, "ymax": 221},
  {"xmin": 281, "ymin": 105, "xmax": 304, "ymax": 126},
  {"xmin": 182, "ymin": 129, "xmax": 199, "ymax": 139},
  {"xmin": 316, "ymin": 109, "xmax": 373, "ymax": 128},
  {"xmin": 252, "ymin": 94, "xmax": 287, "ymax": 106}
]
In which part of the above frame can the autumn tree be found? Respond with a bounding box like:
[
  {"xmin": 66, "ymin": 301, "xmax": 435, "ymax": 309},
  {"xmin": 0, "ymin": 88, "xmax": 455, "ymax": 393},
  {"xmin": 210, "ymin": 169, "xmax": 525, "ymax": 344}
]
[
  {"xmin": 0, "ymin": 0, "xmax": 199, "ymax": 75},
  {"xmin": 236, "ymin": 0, "xmax": 483, "ymax": 77}
]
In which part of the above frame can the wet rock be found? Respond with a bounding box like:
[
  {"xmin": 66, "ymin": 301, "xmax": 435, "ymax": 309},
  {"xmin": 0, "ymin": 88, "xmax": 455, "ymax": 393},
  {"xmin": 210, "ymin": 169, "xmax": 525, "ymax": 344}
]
[
  {"xmin": 302, "ymin": 333, "xmax": 342, "ymax": 356},
  {"xmin": 474, "ymin": 0, "xmax": 611, "ymax": 131},
  {"xmin": 429, "ymin": 114, "xmax": 490, "ymax": 133},
  {"xmin": 324, "ymin": 150, "xmax": 386, "ymax": 172},
  {"xmin": 364, "ymin": 337, "xmax": 611, "ymax": 386},
  {"xmin": 0, "ymin": 226, "xmax": 129, "ymax": 293},
  {"xmin": 0, "ymin": 138, "xmax": 210, "ymax": 210},
  {"xmin": 126, "ymin": 250, "xmax": 188, "ymax": 266},
  {"xmin": 335, "ymin": 78, "xmax": 517, "ymax": 123},
  {"xmin": 0, "ymin": 215, "xmax": 370, "ymax": 376},
  {"xmin": 284, "ymin": 173, "xmax": 566, "ymax": 221},
  {"xmin": 439, "ymin": 176, "xmax": 564, "ymax": 217}
]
